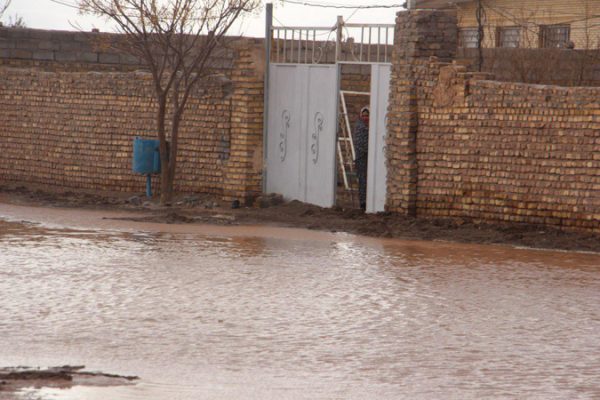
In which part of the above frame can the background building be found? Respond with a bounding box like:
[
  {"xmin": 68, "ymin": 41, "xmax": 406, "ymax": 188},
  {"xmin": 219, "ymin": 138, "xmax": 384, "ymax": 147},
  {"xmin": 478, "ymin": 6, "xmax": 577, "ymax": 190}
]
[{"xmin": 417, "ymin": 0, "xmax": 600, "ymax": 49}]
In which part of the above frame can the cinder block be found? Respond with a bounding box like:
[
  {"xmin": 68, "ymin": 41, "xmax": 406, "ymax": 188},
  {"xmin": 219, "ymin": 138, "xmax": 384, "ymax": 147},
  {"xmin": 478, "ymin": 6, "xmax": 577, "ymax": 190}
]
[
  {"xmin": 59, "ymin": 40, "xmax": 85, "ymax": 51},
  {"xmin": 120, "ymin": 54, "xmax": 140, "ymax": 65},
  {"xmin": 55, "ymin": 51, "xmax": 78, "ymax": 61},
  {"xmin": 9, "ymin": 48, "xmax": 32, "ymax": 59},
  {"xmin": 79, "ymin": 52, "xmax": 98, "ymax": 63},
  {"xmin": 98, "ymin": 53, "xmax": 120, "ymax": 64},
  {"xmin": 0, "ymin": 38, "xmax": 14, "ymax": 49},
  {"xmin": 37, "ymin": 40, "xmax": 60, "ymax": 50},
  {"xmin": 32, "ymin": 50, "xmax": 54, "ymax": 61}
]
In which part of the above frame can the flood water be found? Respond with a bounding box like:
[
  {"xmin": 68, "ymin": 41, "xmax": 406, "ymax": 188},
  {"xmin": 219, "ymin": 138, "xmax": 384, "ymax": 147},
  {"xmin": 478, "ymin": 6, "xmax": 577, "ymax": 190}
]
[{"xmin": 1, "ymin": 204, "xmax": 600, "ymax": 400}]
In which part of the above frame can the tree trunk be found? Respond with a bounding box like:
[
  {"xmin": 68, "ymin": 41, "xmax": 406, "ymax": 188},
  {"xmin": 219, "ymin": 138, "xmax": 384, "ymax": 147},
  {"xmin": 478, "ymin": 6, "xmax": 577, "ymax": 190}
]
[
  {"xmin": 168, "ymin": 111, "xmax": 182, "ymax": 200},
  {"xmin": 156, "ymin": 94, "xmax": 172, "ymax": 206},
  {"xmin": 160, "ymin": 160, "xmax": 173, "ymax": 205}
]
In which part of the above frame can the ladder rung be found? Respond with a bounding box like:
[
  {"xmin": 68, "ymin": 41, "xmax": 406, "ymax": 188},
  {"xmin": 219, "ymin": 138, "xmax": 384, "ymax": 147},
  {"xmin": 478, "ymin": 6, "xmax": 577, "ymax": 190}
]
[{"xmin": 341, "ymin": 90, "xmax": 370, "ymax": 96}]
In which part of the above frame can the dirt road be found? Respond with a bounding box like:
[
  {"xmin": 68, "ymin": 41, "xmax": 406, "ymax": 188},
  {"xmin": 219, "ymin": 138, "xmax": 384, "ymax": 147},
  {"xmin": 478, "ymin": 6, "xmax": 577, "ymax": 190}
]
[{"xmin": 1, "ymin": 186, "xmax": 598, "ymax": 253}]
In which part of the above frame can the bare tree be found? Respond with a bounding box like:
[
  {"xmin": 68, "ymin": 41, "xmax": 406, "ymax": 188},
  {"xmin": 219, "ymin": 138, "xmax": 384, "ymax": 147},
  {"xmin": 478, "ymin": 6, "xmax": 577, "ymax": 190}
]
[
  {"xmin": 0, "ymin": 0, "xmax": 11, "ymax": 23},
  {"xmin": 78, "ymin": 0, "xmax": 258, "ymax": 205},
  {"xmin": 7, "ymin": 14, "xmax": 26, "ymax": 28},
  {"xmin": 475, "ymin": 0, "xmax": 485, "ymax": 71}
]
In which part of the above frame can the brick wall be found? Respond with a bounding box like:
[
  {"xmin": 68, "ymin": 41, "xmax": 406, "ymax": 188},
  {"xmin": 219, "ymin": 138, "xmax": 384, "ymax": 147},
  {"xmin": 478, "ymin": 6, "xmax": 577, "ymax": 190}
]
[
  {"xmin": 223, "ymin": 45, "xmax": 265, "ymax": 203},
  {"xmin": 417, "ymin": 66, "xmax": 600, "ymax": 231},
  {"xmin": 386, "ymin": 9, "xmax": 458, "ymax": 215},
  {"xmin": 0, "ymin": 34, "xmax": 264, "ymax": 202},
  {"xmin": 387, "ymin": 10, "xmax": 600, "ymax": 232}
]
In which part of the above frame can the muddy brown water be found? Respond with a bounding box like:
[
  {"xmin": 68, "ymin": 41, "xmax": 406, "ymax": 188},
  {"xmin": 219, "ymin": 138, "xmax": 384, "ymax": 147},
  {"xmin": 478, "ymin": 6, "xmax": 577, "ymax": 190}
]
[{"xmin": 1, "ymin": 204, "xmax": 599, "ymax": 400}]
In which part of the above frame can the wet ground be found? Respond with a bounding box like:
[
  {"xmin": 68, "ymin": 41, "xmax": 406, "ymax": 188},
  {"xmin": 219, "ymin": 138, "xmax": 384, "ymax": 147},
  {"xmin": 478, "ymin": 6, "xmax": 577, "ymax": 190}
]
[
  {"xmin": 2, "ymin": 186, "xmax": 599, "ymax": 253},
  {"xmin": 1, "ymin": 203, "xmax": 600, "ymax": 399}
]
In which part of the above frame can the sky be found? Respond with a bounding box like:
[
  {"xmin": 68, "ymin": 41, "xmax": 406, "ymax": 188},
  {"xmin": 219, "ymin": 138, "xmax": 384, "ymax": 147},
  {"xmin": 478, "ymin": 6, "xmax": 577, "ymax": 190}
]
[{"xmin": 3, "ymin": 0, "xmax": 403, "ymax": 37}]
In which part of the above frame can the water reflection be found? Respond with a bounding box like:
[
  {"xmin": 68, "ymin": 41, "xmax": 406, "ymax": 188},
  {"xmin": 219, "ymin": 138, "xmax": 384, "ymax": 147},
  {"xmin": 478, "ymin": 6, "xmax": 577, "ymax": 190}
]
[{"xmin": 0, "ymin": 217, "xmax": 599, "ymax": 400}]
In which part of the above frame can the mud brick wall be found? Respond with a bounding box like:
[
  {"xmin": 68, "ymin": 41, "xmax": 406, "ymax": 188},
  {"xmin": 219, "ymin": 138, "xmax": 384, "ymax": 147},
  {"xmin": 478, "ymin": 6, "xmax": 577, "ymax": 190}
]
[
  {"xmin": 387, "ymin": 10, "xmax": 458, "ymax": 215},
  {"xmin": 0, "ymin": 38, "xmax": 265, "ymax": 200},
  {"xmin": 417, "ymin": 63, "xmax": 600, "ymax": 231},
  {"xmin": 223, "ymin": 43, "xmax": 265, "ymax": 202},
  {"xmin": 387, "ymin": 10, "xmax": 600, "ymax": 232},
  {"xmin": 0, "ymin": 68, "xmax": 229, "ymax": 194}
]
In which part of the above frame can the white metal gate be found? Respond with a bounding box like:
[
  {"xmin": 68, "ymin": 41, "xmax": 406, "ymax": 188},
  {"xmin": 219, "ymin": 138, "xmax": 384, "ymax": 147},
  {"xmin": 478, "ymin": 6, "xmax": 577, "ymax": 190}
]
[
  {"xmin": 264, "ymin": 11, "xmax": 394, "ymax": 209},
  {"xmin": 366, "ymin": 64, "xmax": 391, "ymax": 213},
  {"xmin": 265, "ymin": 64, "xmax": 338, "ymax": 207}
]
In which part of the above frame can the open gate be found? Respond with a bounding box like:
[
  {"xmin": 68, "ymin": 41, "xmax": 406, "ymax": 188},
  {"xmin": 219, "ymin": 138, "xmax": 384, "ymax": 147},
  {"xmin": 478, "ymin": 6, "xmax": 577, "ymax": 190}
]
[{"xmin": 264, "ymin": 9, "xmax": 393, "ymax": 211}]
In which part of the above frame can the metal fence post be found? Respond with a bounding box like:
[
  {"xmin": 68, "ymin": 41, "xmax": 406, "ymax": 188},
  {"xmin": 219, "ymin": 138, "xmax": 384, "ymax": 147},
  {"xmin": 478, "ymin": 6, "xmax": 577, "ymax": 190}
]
[
  {"xmin": 262, "ymin": 3, "xmax": 273, "ymax": 194},
  {"xmin": 335, "ymin": 15, "xmax": 343, "ymax": 62}
]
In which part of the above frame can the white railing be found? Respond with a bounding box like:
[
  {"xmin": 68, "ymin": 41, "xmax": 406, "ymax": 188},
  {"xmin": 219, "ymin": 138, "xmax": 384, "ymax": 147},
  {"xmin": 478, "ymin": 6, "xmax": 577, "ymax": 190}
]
[
  {"xmin": 271, "ymin": 26, "xmax": 337, "ymax": 64},
  {"xmin": 270, "ymin": 18, "xmax": 395, "ymax": 64},
  {"xmin": 341, "ymin": 23, "xmax": 395, "ymax": 63}
]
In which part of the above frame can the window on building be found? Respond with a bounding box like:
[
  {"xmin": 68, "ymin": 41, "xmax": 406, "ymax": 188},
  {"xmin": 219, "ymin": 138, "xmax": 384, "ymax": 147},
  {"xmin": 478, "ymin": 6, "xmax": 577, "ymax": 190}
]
[
  {"xmin": 459, "ymin": 28, "xmax": 480, "ymax": 48},
  {"xmin": 540, "ymin": 25, "xmax": 570, "ymax": 48},
  {"xmin": 497, "ymin": 26, "xmax": 520, "ymax": 48}
]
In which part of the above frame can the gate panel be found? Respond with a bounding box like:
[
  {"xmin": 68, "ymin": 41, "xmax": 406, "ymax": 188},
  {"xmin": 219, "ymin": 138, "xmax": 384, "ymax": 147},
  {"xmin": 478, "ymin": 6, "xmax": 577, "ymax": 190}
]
[
  {"xmin": 367, "ymin": 64, "xmax": 391, "ymax": 213},
  {"xmin": 266, "ymin": 65, "xmax": 303, "ymax": 200},
  {"xmin": 266, "ymin": 64, "xmax": 338, "ymax": 207},
  {"xmin": 303, "ymin": 65, "xmax": 338, "ymax": 207}
]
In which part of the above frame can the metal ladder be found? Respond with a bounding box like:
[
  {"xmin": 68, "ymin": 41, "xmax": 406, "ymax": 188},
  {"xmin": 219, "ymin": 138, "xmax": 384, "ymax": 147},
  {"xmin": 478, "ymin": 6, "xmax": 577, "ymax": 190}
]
[
  {"xmin": 337, "ymin": 90, "xmax": 356, "ymax": 191},
  {"xmin": 337, "ymin": 90, "xmax": 369, "ymax": 190}
]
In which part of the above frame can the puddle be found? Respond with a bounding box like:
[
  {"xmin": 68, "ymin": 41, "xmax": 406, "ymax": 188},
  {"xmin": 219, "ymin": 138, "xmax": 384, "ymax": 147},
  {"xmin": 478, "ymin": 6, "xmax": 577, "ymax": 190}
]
[{"xmin": 1, "ymin": 204, "xmax": 599, "ymax": 399}]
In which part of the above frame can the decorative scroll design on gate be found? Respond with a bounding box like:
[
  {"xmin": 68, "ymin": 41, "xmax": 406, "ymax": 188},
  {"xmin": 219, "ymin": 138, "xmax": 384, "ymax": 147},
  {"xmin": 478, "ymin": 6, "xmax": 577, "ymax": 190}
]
[
  {"xmin": 279, "ymin": 109, "xmax": 290, "ymax": 161},
  {"xmin": 311, "ymin": 112, "xmax": 323, "ymax": 164}
]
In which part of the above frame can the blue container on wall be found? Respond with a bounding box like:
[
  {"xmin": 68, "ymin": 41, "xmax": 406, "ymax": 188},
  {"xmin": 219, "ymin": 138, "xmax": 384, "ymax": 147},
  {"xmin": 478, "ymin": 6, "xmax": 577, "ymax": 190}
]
[
  {"xmin": 132, "ymin": 137, "xmax": 161, "ymax": 197},
  {"xmin": 133, "ymin": 137, "xmax": 161, "ymax": 174}
]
